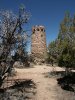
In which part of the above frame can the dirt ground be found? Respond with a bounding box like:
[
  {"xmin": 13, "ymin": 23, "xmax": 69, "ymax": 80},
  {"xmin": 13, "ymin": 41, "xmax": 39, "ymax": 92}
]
[{"xmin": 14, "ymin": 64, "xmax": 75, "ymax": 100}]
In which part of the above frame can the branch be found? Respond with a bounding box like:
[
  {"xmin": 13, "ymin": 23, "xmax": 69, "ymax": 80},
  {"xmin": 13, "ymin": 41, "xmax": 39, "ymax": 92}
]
[{"xmin": 11, "ymin": 19, "xmax": 19, "ymax": 36}]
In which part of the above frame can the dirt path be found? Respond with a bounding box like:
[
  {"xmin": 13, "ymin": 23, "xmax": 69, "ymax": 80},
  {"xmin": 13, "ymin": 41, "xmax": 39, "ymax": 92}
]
[
  {"xmin": 15, "ymin": 65, "xmax": 75, "ymax": 100},
  {"xmin": 14, "ymin": 65, "xmax": 61, "ymax": 100}
]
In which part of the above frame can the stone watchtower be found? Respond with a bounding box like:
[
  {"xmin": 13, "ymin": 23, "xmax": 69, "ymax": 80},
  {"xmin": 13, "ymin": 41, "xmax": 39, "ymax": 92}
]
[{"xmin": 31, "ymin": 25, "xmax": 47, "ymax": 62}]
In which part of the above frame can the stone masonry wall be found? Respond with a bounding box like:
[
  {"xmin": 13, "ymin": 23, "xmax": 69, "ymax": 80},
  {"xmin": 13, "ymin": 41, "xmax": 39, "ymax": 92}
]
[{"xmin": 31, "ymin": 25, "xmax": 47, "ymax": 61}]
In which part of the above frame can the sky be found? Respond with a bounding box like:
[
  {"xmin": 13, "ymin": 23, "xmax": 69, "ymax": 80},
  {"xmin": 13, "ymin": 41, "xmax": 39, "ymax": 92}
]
[{"xmin": 0, "ymin": 0, "xmax": 75, "ymax": 47}]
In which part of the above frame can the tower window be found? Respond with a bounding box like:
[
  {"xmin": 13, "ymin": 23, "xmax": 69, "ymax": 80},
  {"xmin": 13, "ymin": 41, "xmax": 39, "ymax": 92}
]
[
  {"xmin": 33, "ymin": 29, "xmax": 35, "ymax": 33},
  {"xmin": 41, "ymin": 34, "xmax": 43, "ymax": 37},
  {"xmin": 41, "ymin": 29, "xmax": 43, "ymax": 31},
  {"xmin": 37, "ymin": 28, "xmax": 39, "ymax": 31},
  {"xmin": 41, "ymin": 29, "xmax": 45, "ymax": 32}
]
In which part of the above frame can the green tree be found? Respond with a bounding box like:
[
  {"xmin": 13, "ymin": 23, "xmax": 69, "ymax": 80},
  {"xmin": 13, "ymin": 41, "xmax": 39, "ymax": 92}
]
[{"xmin": 48, "ymin": 12, "xmax": 75, "ymax": 71}]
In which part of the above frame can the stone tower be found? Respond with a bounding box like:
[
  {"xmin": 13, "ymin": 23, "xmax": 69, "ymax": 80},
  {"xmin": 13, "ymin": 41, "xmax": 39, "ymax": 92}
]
[{"xmin": 31, "ymin": 25, "xmax": 47, "ymax": 62}]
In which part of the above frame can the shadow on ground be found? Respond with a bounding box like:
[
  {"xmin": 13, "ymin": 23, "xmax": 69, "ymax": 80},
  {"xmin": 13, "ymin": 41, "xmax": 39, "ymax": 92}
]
[
  {"xmin": 57, "ymin": 72, "xmax": 75, "ymax": 92},
  {"xmin": 0, "ymin": 79, "xmax": 36, "ymax": 100},
  {"xmin": 45, "ymin": 71, "xmax": 75, "ymax": 92}
]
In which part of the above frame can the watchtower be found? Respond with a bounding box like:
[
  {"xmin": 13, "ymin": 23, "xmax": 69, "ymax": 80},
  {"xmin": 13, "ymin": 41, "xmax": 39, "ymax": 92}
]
[{"xmin": 31, "ymin": 25, "xmax": 47, "ymax": 62}]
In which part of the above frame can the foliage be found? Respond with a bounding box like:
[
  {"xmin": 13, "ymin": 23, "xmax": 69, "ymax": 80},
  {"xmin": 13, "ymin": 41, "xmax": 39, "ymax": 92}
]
[
  {"xmin": 58, "ymin": 46, "xmax": 75, "ymax": 68},
  {"xmin": 48, "ymin": 41, "xmax": 58, "ymax": 61},
  {"xmin": 0, "ymin": 5, "xmax": 30, "ymax": 86},
  {"xmin": 48, "ymin": 12, "xmax": 75, "ymax": 69}
]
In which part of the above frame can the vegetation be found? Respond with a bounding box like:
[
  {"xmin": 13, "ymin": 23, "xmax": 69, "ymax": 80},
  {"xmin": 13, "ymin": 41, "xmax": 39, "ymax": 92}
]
[
  {"xmin": 48, "ymin": 12, "xmax": 75, "ymax": 71},
  {"xmin": 0, "ymin": 5, "xmax": 30, "ymax": 87}
]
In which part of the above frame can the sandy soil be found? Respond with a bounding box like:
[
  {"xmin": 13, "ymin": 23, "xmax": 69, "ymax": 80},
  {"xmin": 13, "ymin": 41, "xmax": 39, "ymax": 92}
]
[{"xmin": 14, "ymin": 65, "xmax": 75, "ymax": 100}]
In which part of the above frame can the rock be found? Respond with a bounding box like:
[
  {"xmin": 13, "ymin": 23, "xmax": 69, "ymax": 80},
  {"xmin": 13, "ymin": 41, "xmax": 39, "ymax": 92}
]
[{"xmin": 13, "ymin": 61, "xmax": 23, "ymax": 68}]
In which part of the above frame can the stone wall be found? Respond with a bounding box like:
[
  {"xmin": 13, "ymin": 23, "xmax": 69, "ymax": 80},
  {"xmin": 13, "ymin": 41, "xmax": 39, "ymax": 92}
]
[{"xmin": 31, "ymin": 25, "xmax": 47, "ymax": 62}]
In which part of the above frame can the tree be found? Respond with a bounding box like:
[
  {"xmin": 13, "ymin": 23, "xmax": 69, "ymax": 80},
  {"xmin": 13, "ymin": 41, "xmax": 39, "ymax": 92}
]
[
  {"xmin": 48, "ymin": 12, "xmax": 75, "ymax": 71},
  {"xmin": 57, "ymin": 12, "xmax": 75, "ymax": 71},
  {"xmin": 58, "ymin": 44, "xmax": 75, "ymax": 73},
  {"xmin": 0, "ymin": 5, "xmax": 30, "ymax": 87}
]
